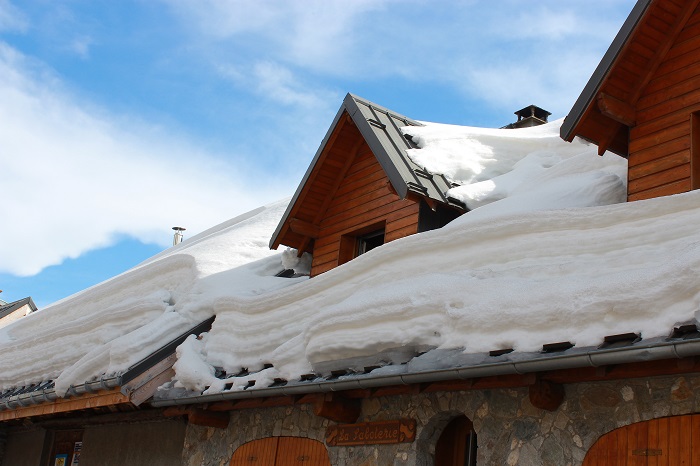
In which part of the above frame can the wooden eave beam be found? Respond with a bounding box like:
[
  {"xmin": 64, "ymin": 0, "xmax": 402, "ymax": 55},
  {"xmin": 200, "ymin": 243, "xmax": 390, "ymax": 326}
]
[
  {"xmin": 597, "ymin": 93, "xmax": 636, "ymax": 127},
  {"xmin": 163, "ymin": 406, "xmax": 230, "ymax": 429},
  {"xmin": 0, "ymin": 388, "xmax": 129, "ymax": 422},
  {"xmin": 528, "ymin": 378, "xmax": 564, "ymax": 412},
  {"xmin": 188, "ymin": 408, "xmax": 230, "ymax": 429},
  {"xmin": 288, "ymin": 218, "xmax": 320, "ymax": 239},
  {"xmin": 313, "ymin": 393, "xmax": 360, "ymax": 423},
  {"xmin": 594, "ymin": 118, "xmax": 625, "ymax": 156}
]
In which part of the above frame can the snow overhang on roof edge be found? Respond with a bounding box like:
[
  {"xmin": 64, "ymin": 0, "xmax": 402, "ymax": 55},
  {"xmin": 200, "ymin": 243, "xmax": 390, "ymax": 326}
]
[{"xmin": 151, "ymin": 336, "xmax": 700, "ymax": 407}]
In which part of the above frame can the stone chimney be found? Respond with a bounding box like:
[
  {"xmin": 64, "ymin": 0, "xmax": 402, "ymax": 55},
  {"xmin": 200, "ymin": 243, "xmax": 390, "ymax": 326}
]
[{"xmin": 502, "ymin": 105, "xmax": 551, "ymax": 129}]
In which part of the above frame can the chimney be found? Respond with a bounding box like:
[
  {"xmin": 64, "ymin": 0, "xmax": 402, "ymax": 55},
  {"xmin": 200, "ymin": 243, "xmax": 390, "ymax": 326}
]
[
  {"xmin": 502, "ymin": 105, "xmax": 551, "ymax": 129},
  {"xmin": 172, "ymin": 226, "xmax": 186, "ymax": 246}
]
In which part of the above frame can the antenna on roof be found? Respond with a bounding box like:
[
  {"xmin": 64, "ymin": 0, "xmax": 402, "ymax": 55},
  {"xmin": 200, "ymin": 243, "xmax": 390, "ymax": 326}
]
[{"xmin": 172, "ymin": 227, "xmax": 186, "ymax": 246}]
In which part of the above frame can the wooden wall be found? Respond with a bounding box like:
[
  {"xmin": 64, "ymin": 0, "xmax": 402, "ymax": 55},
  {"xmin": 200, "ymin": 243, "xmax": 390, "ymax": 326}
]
[
  {"xmin": 629, "ymin": 4, "xmax": 700, "ymax": 201},
  {"xmin": 310, "ymin": 142, "xmax": 420, "ymax": 277}
]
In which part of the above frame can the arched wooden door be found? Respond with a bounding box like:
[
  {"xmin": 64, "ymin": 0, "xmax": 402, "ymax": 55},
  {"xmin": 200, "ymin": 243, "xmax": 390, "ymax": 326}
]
[
  {"xmin": 230, "ymin": 437, "xmax": 330, "ymax": 466},
  {"xmin": 583, "ymin": 414, "xmax": 700, "ymax": 465}
]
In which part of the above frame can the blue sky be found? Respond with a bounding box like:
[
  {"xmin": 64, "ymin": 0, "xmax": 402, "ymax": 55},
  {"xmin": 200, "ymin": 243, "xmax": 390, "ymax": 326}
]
[{"xmin": 1, "ymin": 0, "xmax": 635, "ymax": 307}]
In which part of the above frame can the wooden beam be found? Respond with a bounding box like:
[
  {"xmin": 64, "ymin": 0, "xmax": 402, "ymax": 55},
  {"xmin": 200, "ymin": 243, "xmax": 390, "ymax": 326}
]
[
  {"xmin": 129, "ymin": 368, "xmax": 175, "ymax": 406},
  {"xmin": 313, "ymin": 393, "xmax": 360, "ymax": 424},
  {"xmin": 288, "ymin": 218, "xmax": 320, "ymax": 239},
  {"xmin": 597, "ymin": 93, "xmax": 636, "ymax": 127},
  {"xmin": 0, "ymin": 388, "xmax": 129, "ymax": 422},
  {"xmin": 528, "ymin": 378, "xmax": 564, "ymax": 412},
  {"xmin": 594, "ymin": 118, "xmax": 624, "ymax": 155},
  {"xmin": 628, "ymin": 0, "xmax": 700, "ymax": 103},
  {"xmin": 188, "ymin": 408, "xmax": 230, "ymax": 429},
  {"xmin": 33, "ymin": 407, "xmax": 170, "ymax": 429}
]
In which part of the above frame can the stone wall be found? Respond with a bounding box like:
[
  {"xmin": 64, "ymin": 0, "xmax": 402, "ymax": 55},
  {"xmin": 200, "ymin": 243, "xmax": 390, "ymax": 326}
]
[{"xmin": 182, "ymin": 373, "xmax": 700, "ymax": 466}]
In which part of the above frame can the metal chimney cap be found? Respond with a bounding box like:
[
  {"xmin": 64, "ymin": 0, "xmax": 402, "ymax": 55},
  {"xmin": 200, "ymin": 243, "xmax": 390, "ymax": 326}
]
[{"xmin": 172, "ymin": 226, "xmax": 186, "ymax": 231}]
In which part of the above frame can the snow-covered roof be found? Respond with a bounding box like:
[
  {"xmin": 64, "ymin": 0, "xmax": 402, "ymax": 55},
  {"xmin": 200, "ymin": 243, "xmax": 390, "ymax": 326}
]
[{"xmin": 5, "ymin": 117, "xmax": 699, "ymax": 411}]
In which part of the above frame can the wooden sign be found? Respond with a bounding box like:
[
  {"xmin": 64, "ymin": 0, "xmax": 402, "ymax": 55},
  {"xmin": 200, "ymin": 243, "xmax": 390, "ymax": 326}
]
[{"xmin": 326, "ymin": 419, "xmax": 416, "ymax": 446}]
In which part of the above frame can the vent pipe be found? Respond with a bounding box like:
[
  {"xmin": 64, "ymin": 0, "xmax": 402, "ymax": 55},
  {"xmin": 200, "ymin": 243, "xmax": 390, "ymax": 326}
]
[{"xmin": 172, "ymin": 227, "xmax": 186, "ymax": 246}]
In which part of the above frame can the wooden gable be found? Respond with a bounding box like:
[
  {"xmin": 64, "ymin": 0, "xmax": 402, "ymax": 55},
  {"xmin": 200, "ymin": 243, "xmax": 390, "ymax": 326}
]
[
  {"xmin": 270, "ymin": 94, "xmax": 464, "ymax": 277},
  {"xmin": 309, "ymin": 136, "xmax": 422, "ymax": 276},
  {"xmin": 562, "ymin": 0, "xmax": 700, "ymax": 201}
]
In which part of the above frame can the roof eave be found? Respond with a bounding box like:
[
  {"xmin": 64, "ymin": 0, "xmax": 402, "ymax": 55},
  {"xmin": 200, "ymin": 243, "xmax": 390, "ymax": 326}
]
[
  {"xmin": 268, "ymin": 97, "xmax": 353, "ymax": 250},
  {"xmin": 151, "ymin": 336, "xmax": 700, "ymax": 408},
  {"xmin": 560, "ymin": 0, "xmax": 653, "ymax": 142}
]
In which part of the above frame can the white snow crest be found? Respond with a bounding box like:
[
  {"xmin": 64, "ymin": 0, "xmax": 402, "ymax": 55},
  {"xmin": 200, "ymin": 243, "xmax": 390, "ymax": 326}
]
[
  {"xmin": 402, "ymin": 119, "xmax": 627, "ymax": 217},
  {"xmin": 197, "ymin": 191, "xmax": 700, "ymax": 389},
  {"xmin": 0, "ymin": 199, "xmax": 294, "ymax": 394}
]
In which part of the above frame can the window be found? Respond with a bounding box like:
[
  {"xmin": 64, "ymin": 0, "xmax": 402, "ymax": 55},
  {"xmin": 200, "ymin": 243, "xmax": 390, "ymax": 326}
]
[
  {"xmin": 338, "ymin": 222, "xmax": 386, "ymax": 265},
  {"xmin": 356, "ymin": 229, "xmax": 385, "ymax": 256}
]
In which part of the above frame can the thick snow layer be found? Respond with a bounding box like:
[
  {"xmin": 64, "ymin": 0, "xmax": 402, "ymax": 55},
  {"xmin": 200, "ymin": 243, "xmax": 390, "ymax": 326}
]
[
  {"xmin": 1, "ymin": 118, "xmax": 683, "ymax": 401},
  {"xmin": 0, "ymin": 199, "xmax": 301, "ymax": 394},
  {"xmin": 402, "ymin": 119, "xmax": 627, "ymax": 216},
  {"xmin": 199, "ymin": 191, "xmax": 700, "ymax": 387}
]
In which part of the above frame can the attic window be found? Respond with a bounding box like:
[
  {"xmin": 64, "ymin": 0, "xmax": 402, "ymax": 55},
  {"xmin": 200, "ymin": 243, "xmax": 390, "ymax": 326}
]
[
  {"xmin": 357, "ymin": 229, "xmax": 385, "ymax": 255},
  {"xmin": 338, "ymin": 222, "xmax": 386, "ymax": 265}
]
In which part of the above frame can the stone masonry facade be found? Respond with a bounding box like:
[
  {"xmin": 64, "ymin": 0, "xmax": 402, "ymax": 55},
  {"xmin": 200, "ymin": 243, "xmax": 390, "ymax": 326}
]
[{"xmin": 182, "ymin": 373, "xmax": 700, "ymax": 466}]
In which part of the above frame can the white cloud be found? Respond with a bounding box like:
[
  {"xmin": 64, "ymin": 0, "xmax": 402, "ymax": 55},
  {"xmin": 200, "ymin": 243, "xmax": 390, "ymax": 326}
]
[
  {"xmin": 161, "ymin": 0, "xmax": 634, "ymax": 117},
  {"xmin": 161, "ymin": 0, "xmax": 390, "ymax": 74},
  {"xmin": 68, "ymin": 35, "xmax": 93, "ymax": 59},
  {"xmin": 0, "ymin": 43, "xmax": 286, "ymax": 276},
  {"xmin": 252, "ymin": 61, "xmax": 332, "ymax": 108},
  {"xmin": 0, "ymin": 0, "xmax": 27, "ymax": 33}
]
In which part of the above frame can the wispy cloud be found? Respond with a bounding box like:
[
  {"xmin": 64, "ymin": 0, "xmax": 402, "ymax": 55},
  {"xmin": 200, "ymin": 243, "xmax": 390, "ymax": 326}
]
[
  {"xmin": 67, "ymin": 35, "xmax": 93, "ymax": 59},
  {"xmin": 252, "ymin": 61, "xmax": 333, "ymax": 108},
  {"xmin": 161, "ymin": 0, "xmax": 633, "ymax": 118},
  {"xmin": 0, "ymin": 0, "xmax": 27, "ymax": 33},
  {"xmin": 0, "ymin": 43, "xmax": 286, "ymax": 276}
]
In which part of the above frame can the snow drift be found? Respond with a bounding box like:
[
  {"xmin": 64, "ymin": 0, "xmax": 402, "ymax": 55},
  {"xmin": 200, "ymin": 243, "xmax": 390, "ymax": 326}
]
[{"xmin": 0, "ymin": 119, "xmax": 667, "ymax": 399}]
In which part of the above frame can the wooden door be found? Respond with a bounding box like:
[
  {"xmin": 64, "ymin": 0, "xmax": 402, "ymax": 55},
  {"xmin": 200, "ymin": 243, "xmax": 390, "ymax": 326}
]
[
  {"xmin": 435, "ymin": 416, "xmax": 477, "ymax": 466},
  {"xmin": 583, "ymin": 414, "xmax": 700, "ymax": 465},
  {"xmin": 230, "ymin": 437, "xmax": 330, "ymax": 466}
]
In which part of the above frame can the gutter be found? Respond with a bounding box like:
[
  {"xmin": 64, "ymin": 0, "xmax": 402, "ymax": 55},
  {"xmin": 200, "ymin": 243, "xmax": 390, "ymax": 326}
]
[
  {"xmin": 1, "ymin": 374, "xmax": 123, "ymax": 411},
  {"xmin": 0, "ymin": 316, "xmax": 215, "ymax": 412},
  {"xmin": 151, "ymin": 337, "xmax": 700, "ymax": 407}
]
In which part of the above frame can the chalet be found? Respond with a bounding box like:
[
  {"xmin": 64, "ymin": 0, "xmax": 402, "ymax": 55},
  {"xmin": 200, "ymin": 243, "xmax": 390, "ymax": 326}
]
[
  {"xmin": 561, "ymin": 0, "xmax": 700, "ymax": 202},
  {"xmin": 270, "ymin": 94, "xmax": 465, "ymax": 278},
  {"xmin": 0, "ymin": 296, "xmax": 37, "ymax": 329},
  {"xmin": 4, "ymin": 1, "xmax": 700, "ymax": 465}
]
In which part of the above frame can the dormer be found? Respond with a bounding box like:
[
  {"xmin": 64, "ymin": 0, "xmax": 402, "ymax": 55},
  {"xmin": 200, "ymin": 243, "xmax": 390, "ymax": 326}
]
[
  {"xmin": 562, "ymin": 0, "xmax": 700, "ymax": 201},
  {"xmin": 270, "ymin": 94, "xmax": 465, "ymax": 277}
]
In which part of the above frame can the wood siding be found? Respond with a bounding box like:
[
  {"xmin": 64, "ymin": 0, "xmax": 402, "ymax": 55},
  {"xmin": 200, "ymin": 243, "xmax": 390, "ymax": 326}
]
[
  {"xmin": 582, "ymin": 414, "xmax": 700, "ymax": 465},
  {"xmin": 310, "ymin": 143, "xmax": 419, "ymax": 277},
  {"xmin": 629, "ymin": 4, "xmax": 700, "ymax": 201}
]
